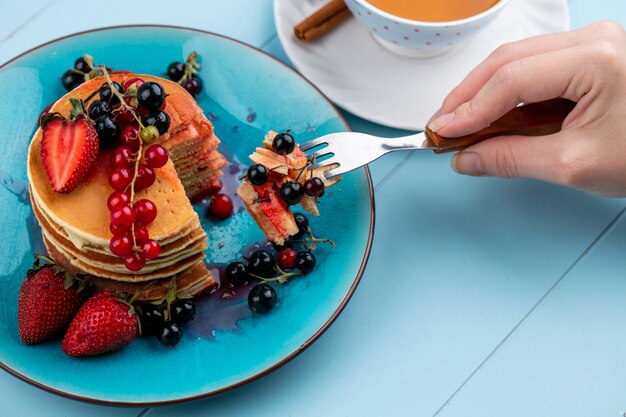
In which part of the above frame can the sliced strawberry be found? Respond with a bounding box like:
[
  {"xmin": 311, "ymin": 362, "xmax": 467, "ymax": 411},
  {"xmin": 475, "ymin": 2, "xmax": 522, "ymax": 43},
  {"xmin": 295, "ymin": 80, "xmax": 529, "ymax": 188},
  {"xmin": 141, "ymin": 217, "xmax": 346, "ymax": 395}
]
[
  {"xmin": 41, "ymin": 118, "xmax": 99, "ymax": 193},
  {"xmin": 254, "ymin": 182, "xmax": 298, "ymax": 238}
]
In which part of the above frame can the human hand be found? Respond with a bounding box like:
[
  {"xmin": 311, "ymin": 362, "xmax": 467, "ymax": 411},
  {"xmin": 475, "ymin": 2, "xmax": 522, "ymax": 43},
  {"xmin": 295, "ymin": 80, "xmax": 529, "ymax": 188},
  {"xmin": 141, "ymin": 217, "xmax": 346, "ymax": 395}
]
[{"xmin": 427, "ymin": 21, "xmax": 626, "ymax": 196}]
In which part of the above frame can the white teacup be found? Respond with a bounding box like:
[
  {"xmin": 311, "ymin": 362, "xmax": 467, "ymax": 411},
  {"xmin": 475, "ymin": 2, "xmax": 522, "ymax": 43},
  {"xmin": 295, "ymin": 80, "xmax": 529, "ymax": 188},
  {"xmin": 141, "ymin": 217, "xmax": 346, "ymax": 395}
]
[{"xmin": 344, "ymin": 0, "xmax": 513, "ymax": 58}]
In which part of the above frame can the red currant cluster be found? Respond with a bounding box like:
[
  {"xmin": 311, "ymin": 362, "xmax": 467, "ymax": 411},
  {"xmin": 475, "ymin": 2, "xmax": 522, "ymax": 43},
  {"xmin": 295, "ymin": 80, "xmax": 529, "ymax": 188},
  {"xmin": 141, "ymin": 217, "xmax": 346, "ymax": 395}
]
[{"xmin": 99, "ymin": 71, "xmax": 171, "ymax": 272}]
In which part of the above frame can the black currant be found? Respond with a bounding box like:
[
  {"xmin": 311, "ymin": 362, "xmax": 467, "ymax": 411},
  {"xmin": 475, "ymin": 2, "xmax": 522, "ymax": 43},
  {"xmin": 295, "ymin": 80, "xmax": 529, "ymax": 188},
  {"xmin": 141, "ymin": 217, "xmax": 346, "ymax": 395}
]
[
  {"xmin": 136, "ymin": 304, "xmax": 164, "ymax": 337},
  {"xmin": 138, "ymin": 81, "xmax": 166, "ymax": 110},
  {"xmin": 99, "ymin": 81, "xmax": 122, "ymax": 105},
  {"xmin": 74, "ymin": 56, "xmax": 91, "ymax": 73},
  {"xmin": 304, "ymin": 177, "xmax": 325, "ymax": 197},
  {"xmin": 247, "ymin": 250, "xmax": 275, "ymax": 277},
  {"xmin": 87, "ymin": 99, "xmax": 111, "ymax": 121},
  {"xmin": 143, "ymin": 110, "xmax": 170, "ymax": 134},
  {"xmin": 293, "ymin": 212, "xmax": 309, "ymax": 237},
  {"xmin": 94, "ymin": 115, "xmax": 120, "ymax": 146},
  {"xmin": 246, "ymin": 164, "xmax": 269, "ymax": 186},
  {"xmin": 171, "ymin": 299, "xmax": 196, "ymax": 324},
  {"xmin": 225, "ymin": 261, "xmax": 249, "ymax": 286},
  {"xmin": 248, "ymin": 284, "xmax": 277, "ymax": 314},
  {"xmin": 61, "ymin": 70, "xmax": 83, "ymax": 91},
  {"xmin": 272, "ymin": 132, "xmax": 296, "ymax": 155},
  {"xmin": 167, "ymin": 61, "xmax": 185, "ymax": 81},
  {"xmin": 157, "ymin": 321, "xmax": 183, "ymax": 348},
  {"xmin": 183, "ymin": 76, "xmax": 203, "ymax": 97},
  {"xmin": 295, "ymin": 251, "xmax": 316, "ymax": 273},
  {"xmin": 279, "ymin": 181, "xmax": 304, "ymax": 205}
]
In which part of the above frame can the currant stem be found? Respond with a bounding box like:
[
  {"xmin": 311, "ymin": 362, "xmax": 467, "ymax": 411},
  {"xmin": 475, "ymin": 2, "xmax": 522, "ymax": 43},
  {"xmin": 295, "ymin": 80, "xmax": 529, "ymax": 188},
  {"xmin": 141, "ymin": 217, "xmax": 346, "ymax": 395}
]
[
  {"xmin": 178, "ymin": 51, "xmax": 200, "ymax": 85},
  {"xmin": 100, "ymin": 65, "xmax": 148, "ymax": 251},
  {"xmin": 99, "ymin": 65, "xmax": 145, "ymax": 129}
]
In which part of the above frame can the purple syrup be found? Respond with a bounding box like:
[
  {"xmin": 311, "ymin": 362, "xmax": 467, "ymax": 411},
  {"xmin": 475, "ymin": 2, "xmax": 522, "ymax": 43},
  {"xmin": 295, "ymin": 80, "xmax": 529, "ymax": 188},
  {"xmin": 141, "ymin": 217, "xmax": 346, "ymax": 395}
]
[
  {"xmin": 187, "ymin": 239, "xmax": 275, "ymax": 340},
  {"xmin": 0, "ymin": 170, "xmax": 46, "ymax": 254}
]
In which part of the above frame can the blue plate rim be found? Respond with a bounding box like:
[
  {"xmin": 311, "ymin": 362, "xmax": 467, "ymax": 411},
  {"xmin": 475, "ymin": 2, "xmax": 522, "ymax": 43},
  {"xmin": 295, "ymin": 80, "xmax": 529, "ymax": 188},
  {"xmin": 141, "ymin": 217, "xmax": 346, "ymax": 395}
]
[{"xmin": 0, "ymin": 24, "xmax": 376, "ymax": 407}]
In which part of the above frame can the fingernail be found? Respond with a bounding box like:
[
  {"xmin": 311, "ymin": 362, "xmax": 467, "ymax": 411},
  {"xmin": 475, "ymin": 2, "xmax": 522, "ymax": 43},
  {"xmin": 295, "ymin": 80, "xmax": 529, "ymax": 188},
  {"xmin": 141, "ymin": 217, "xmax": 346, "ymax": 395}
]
[
  {"xmin": 428, "ymin": 112, "xmax": 455, "ymax": 132},
  {"xmin": 427, "ymin": 107, "xmax": 443, "ymax": 124},
  {"xmin": 451, "ymin": 152, "xmax": 485, "ymax": 176}
]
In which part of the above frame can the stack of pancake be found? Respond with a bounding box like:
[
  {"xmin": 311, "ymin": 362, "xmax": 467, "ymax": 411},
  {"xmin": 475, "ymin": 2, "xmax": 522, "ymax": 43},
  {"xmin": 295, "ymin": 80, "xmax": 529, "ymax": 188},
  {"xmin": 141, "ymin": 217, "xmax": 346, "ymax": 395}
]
[{"xmin": 27, "ymin": 74, "xmax": 223, "ymax": 300}]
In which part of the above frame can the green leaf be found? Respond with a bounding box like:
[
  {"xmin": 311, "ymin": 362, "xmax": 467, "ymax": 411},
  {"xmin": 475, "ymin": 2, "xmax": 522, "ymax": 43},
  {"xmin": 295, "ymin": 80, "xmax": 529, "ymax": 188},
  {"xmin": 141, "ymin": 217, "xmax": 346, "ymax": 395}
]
[{"xmin": 64, "ymin": 272, "xmax": 74, "ymax": 290}]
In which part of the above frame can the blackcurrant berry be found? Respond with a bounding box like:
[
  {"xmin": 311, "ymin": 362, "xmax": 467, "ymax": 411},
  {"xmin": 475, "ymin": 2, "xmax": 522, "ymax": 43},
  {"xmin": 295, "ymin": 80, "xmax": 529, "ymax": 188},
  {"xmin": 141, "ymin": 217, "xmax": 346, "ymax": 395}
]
[
  {"xmin": 171, "ymin": 299, "xmax": 196, "ymax": 324},
  {"xmin": 94, "ymin": 115, "xmax": 121, "ymax": 146},
  {"xmin": 293, "ymin": 212, "xmax": 309, "ymax": 237},
  {"xmin": 246, "ymin": 164, "xmax": 269, "ymax": 186},
  {"xmin": 157, "ymin": 321, "xmax": 183, "ymax": 348},
  {"xmin": 272, "ymin": 132, "xmax": 296, "ymax": 155},
  {"xmin": 74, "ymin": 56, "xmax": 91, "ymax": 72},
  {"xmin": 138, "ymin": 81, "xmax": 166, "ymax": 110},
  {"xmin": 304, "ymin": 177, "xmax": 325, "ymax": 197},
  {"xmin": 99, "ymin": 81, "xmax": 122, "ymax": 105},
  {"xmin": 225, "ymin": 261, "xmax": 249, "ymax": 286},
  {"xmin": 88, "ymin": 99, "xmax": 112, "ymax": 121},
  {"xmin": 183, "ymin": 76, "xmax": 203, "ymax": 97},
  {"xmin": 61, "ymin": 70, "xmax": 83, "ymax": 90},
  {"xmin": 279, "ymin": 181, "xmax": 304, "ymax": 205},
  {"xmin": 295, "ymin": 251, "xmax": 316, "ymax": 273},
  {"xmin": 143, "ymin": 110, "xmax": 170, "ymax": 135},
  {"xmin": 248, "ymin": 284, "xmax": 277, "ymax": 314},
  {"xmin": 137, "ymin": 304, "xmax": 164, "ymax": 337},
  {"xmin": 247, "ymin": 250, "xmax": 275, "ymax": 277},
  {"xmin": 167, "ymin": 61, "xmax": 185, "ymax": 81}
]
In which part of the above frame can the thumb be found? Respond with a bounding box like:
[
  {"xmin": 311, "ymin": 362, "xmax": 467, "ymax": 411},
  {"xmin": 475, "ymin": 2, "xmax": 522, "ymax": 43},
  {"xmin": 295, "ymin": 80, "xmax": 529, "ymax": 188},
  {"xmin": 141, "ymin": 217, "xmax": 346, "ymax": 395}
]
[{"xmin": 450, "ymin": 133, "xmax": 567, "ymax": 183}]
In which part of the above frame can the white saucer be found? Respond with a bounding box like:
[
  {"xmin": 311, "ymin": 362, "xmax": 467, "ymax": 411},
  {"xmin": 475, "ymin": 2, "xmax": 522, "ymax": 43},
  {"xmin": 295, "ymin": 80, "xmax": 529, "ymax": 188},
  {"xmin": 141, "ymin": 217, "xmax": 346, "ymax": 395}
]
[{"xmin": 274, "ymin": 0, "xmax": 569, "ymax": 130}]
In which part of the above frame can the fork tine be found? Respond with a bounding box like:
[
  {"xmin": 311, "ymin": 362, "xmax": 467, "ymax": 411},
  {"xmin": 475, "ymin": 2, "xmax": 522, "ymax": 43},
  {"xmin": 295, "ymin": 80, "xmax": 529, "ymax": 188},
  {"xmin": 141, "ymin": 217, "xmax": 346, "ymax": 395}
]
[
  {"xmin": 323, "ymin": 165, "xmax": 346, "ymax": 180},
  {"xmin": 306, "ymin": 148, "xmax": 334, "ymax": 162},
  {"xmin": 309, "ymin": 158, "xmax": 339, "ymax": 171},
  {"xmin": 299, "ymin": 137, "xmax": 329, "ymax": 152}
]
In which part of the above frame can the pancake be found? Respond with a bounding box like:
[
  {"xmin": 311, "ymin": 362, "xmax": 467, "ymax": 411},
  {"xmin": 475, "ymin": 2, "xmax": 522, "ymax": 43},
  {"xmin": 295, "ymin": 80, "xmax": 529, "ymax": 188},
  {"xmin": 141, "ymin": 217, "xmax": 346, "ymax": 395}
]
[
  {"xmin": 44, "ymin": 238, "xmax": 216, "ymax": 301},
  {"xmin": 27, "ymin": 75, "xmax": 202, "ymax": 247},
  {"xmin": 28, "ymin": 73, "xmax": 225, "ymax": 296}
]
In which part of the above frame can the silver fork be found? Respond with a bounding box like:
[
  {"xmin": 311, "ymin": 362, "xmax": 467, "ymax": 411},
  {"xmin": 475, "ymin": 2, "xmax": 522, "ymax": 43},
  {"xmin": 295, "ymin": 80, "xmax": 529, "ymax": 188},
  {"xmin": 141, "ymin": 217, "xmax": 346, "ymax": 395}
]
[{"xmin": 301, "ymin": 98, "xmax": 576, "ymax": 179}]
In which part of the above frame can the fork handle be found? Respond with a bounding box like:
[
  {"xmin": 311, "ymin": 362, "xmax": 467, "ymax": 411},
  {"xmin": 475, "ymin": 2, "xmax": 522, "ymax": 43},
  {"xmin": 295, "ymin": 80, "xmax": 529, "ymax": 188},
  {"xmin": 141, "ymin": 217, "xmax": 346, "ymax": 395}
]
[{"xmin": 425, "ymin": 98, "xmax": 576, "ymax": 154}]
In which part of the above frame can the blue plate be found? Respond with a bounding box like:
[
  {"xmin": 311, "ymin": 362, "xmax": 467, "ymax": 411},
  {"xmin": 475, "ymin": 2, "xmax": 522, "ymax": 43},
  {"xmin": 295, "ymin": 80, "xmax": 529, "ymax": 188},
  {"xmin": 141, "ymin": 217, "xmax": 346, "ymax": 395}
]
[{"xmin": 0, "ymin": 26, "xmax": 374, "ymax": 405}]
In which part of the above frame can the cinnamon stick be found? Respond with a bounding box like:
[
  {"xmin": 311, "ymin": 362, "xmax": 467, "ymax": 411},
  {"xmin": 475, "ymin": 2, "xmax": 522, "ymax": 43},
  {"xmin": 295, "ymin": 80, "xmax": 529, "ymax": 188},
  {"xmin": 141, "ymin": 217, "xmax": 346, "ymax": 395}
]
[{"xmin": 294, "ymin": 0, "xmax": 351, "ymax": 42}]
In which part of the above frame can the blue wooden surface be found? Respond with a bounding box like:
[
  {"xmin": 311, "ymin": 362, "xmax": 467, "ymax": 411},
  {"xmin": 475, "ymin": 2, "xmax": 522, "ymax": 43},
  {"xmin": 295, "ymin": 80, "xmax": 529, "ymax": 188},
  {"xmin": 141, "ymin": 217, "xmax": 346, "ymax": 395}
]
[{"xmin": 1, "ymin": 0, "xmax": 626, "ymax": 416}]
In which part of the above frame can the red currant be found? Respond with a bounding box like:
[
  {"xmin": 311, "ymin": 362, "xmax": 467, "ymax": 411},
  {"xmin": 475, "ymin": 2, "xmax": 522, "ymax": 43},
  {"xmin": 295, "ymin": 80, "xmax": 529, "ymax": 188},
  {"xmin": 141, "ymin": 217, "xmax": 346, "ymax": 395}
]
[
  {"xmin": 141, "ymin": 240, "xmax": 160, "ymax": 260},
  {"xmin": 304, "ymin": 177, "xmax": 325, "ymax": 198},
  {"xmin": 120, "ymin": 125, "xmax": 140, "ymax": 152},
  {"xmin": 144, "ymin": 144, "xmax": 169, "ymax": 168},
  {"xmin": 124, "ymin": 252, "xmax": 145, "ymax": 271},
  {"xmin": 107, "ymin": 191, "xmax": 131, "ymax": 211},
  {"xmin": 133, "ymin": 224, "xmax": 150, "ymax": 244},
  {"xmin": 134, "ymin": 199, "xmax": 157, "ymax": 225},
  {"xmin": 109, "ymin": 167, "xmax": 132, "ymax": 191},
  {"xmin": 278, "ymin": 248, "xmax": 297, "ymax": 269},
  {"xmin": 110, "ymin": 222, "xmax": 130, "ymax": 236},
  {"xmin": 110, "ymin": 146, "xmax": 134, "ymax": 168},
  {"xmin": 116, "ymin": 97, "xmax": 136, "ymax": 124},
  {"xmin": 110, "ymin": 205, "xmax": 135, "ymax": 229},
  {"xmin": 123, "ymin": 77, "xmax": 144, "ymax": 90},
  {"xmin": 109, "ymin": 235, "xmax": 133, "ymax": 256},
  {"xmin": 135, "ymin": 165, "xmax": 155, "ymax": 191},
  {"xmin": 208, "ymin": 193, "xmax": 233, "ymax": 220}
]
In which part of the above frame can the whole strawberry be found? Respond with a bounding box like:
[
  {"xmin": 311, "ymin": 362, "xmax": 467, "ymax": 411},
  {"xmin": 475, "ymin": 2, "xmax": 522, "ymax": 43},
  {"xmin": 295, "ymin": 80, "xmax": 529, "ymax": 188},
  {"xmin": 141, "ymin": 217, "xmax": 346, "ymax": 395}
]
[
  {"xmin": 62, "ymin": 292, "xmax": 138, "ymax": 356},
  {"xmin": 18, "ymin": 255, "xmax": 86, "ymax": 345}
]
